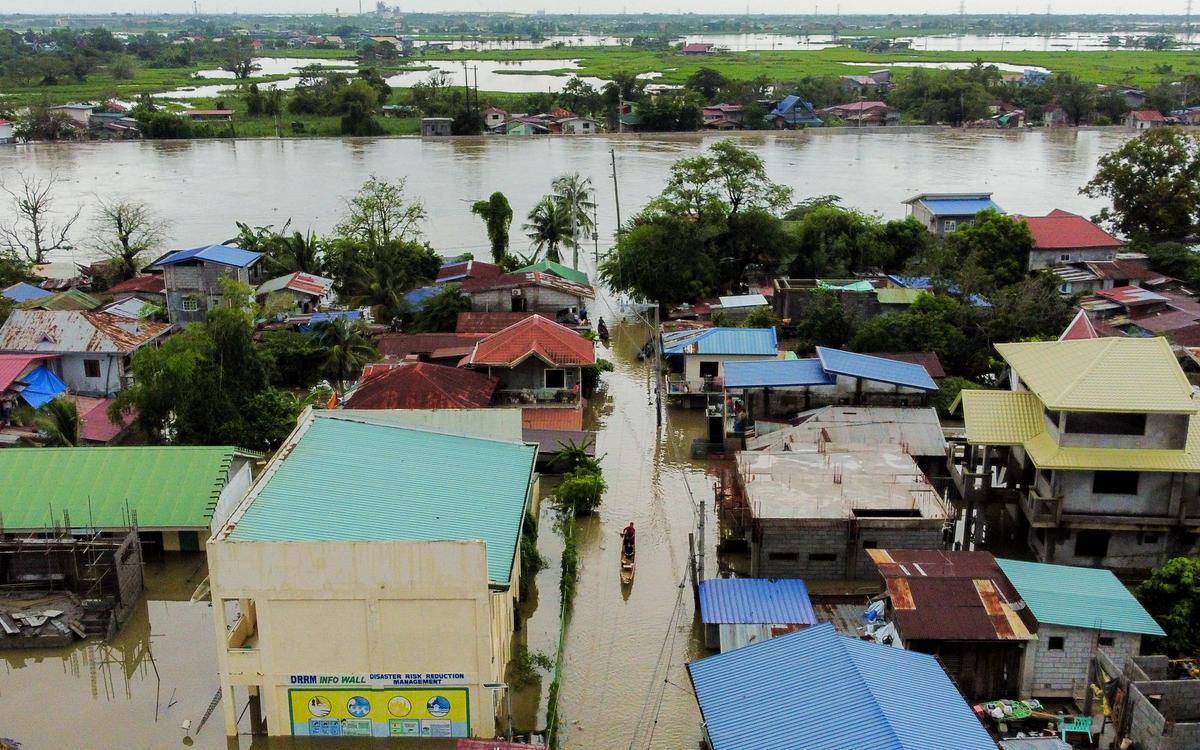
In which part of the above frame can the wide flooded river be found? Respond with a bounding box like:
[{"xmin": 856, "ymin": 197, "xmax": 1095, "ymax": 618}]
[{"xmin": 0, "ymin": 129, "xmax": 1132, "ymax": 266}]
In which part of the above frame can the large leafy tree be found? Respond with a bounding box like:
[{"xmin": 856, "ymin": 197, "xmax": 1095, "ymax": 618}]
[
  {"xmin": 91, "ymin": 197, "xmax": 166, "ymax": 283},
  {"xmin": 1082, "ymin": 127, "xmax": 1200, "ymax": 243},
  {"xmin": 325, "ymin": 238, "xmax": 441, "ymax": 321},
  {"xmin": 685, "ymin": 67, "xmax": 727, "ymax": 101},
  {"xmin": 336, "ymin": 175, "xmax": 427, "ymax": 248},
  {"xmin": 940, "ymin": 210, "xmax": 1034, "ymax": 295},
  {"xmin": 599, "ymin": 213, "xmax": 720, "ymax": 306},
  {"xmin": 1137, "ymin": 557, "xmax": 1200, "ymax": 657},
  {"xmin": 471, "ymin": 192, "xmax": 514, "ymax": 266},
  {"xmin": 657, "ymin": 139, "xmax": 792, "ymax": 220},
  {"xmin": 851, "ymin": 293, "xmax": 978, "ymax": 376},
  {"xmin": 785, "ymin": 205, "xmax": 885, "ymax": 278}
]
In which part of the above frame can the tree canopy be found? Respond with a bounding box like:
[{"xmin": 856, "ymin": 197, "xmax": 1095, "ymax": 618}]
[{"xmin": 1138, "ymin": 557, "xmax": 1200, "ymax": 658}]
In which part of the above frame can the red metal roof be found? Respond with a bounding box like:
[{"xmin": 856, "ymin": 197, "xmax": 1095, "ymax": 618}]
[
  {"xmin": 1059, "ymin": 309, "xmax": 1099, "ymax": 341},
  {"xmin": 522, "ymin": 407, "xmax": 585, "ymax": 431},
  {"xmin": 872, "ymin": 549, "xmax": 1037, "ymax": 643},
  {"xmin": 464, "ymin": 315, "xmax": 596, "ymax": 367},
  {"xmin": 437, "ymin": 260, "xmax": 502, "ymax": 283},
  {"xmin": 682, "ymin": 42, "xmax": 713, "ymax": 52},
  {"xmin": 344, "ymin": 362, "xmax": 498, "ymax": 409},
  {"xmin": 375, "ymin": 332, "xmax": 485, "ymax": 359},
  {"xmin": 456, "ymin": 311, "xmax": 555, "ymax": 334},
  {"xmin": 1021, "ymin": 211, "xmax": 1123, "ymax": 250},
  {"xmin": 105, "ymin": 275, "xmax": 165, "ymax": 295},
  {"xmin": 1082, "ymin": 258, "xmax": 1161, "ymax": 282},
  {"xmin": 1094, "ymin": 285, "xmax": 1170, "ymax": 307},
  {"xmin": 71, "ymin": 395, "xmax": 135, "ymax": 443},
  {"xmin": 1130, "ymin": 109, "xmax": 1165, "ymax": 121},
  {"xmin": 0, "ymin": 353, "xmax": 56, "ymax": 391}
]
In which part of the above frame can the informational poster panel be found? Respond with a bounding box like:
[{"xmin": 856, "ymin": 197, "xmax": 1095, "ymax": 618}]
[{"xmin": 288, "ymin": 687, "xmax": 470, "ymax": 738}]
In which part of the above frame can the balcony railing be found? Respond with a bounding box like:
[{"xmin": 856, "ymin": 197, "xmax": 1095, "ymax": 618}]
[
  {"xmin": 667, "ymin": 376, "xmax": 724, "ymax": 395},
  {"xmin": 495, "ymin": 388, "xmax": 578, "ymax": 406}
]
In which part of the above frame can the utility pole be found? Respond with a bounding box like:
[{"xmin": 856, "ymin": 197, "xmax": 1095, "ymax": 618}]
[
  {"xmin": 610, "ymin": 149, "xmax": 623, "ymax": 235},
  {"xmin": 592, "ymin": 198, "xmax": 600, "ymax": 265},
  {"xmin": 698, "ymin": 497, "xmax": 705, "ymax": 586},
  {"xmin": 652, "ymin": 302, "xmax": 662, "ymax": 427}
]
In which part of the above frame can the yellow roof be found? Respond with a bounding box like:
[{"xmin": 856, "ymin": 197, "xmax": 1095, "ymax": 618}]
[
  {"xmin": 961, "ymin": 390, "xmax": 1043, "ymax": 445},
  {"xmin": 995, "ymin": 338, "xmax": 1197, "ymax": 414},
  {"xmin": 962, "ymin": 387, "xmax": 1200, "ymax": 472}
]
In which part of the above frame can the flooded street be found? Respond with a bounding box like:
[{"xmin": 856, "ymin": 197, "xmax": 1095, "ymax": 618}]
[{"xmin": 0, "ymin": 129, "xmax": 1132, "ymax": 266}]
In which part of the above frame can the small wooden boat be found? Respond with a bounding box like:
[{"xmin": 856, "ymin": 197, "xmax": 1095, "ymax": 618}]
[
  {"xmin": 597, "ymin": 318, "xmax": 610, "ymax": 342},
  {"xmin": 620, "ymin": 535, "xmax": 635, "ymax": 585}
]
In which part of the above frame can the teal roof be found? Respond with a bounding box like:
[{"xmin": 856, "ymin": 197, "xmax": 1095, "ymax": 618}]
[
  {"xmin": 226, "ymin": 416, "xmax": 537, "ymax": 587},
  {"xmin": 997, "ymin": 558, "xmax": 1165, "ymax": 637}
]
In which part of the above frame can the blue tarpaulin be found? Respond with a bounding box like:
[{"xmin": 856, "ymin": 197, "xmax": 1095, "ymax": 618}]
[{"xmin": 19, "ymin": 366, "xmax": 67, "ymax": 408}]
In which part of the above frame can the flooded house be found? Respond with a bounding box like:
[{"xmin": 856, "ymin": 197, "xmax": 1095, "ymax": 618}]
[
  {"xmin": 149, "ymin": 244, "xmax": 267, "ymax": 327},
  {"xmin": 208, "ymin": 410, "xmax": 537, "ymax": 739},
  {"xmin": 661, "ymin": 327, "xmax": 778, "ymax": 401},
  {"xmin": 903, "ymin": 192, "xmax": 1004, "ymax": 236},
  {"xmin": 698, "ymin": 577, "xmax": 817, "ymax": 653},
  {"xmin": 461, "ymin": 270, "xmax": 594, "ymax": 324},
  {"xmin": 0, "ymin": 310, "xmax": 171, "ymax": 397},
  {"xmin": 955, "ymin": 337, "xmax": 1200, "ymax": 572},
  {"xmin": 687, "ymin": 623, "xmax": 997, "ymax": 750},
  {"xmin": 718, "ymin": 443, "xmax": 953, "ymax": 580},
  {"xmin": 866, "ymin": 549, "xmax": 1038, "ymax": 703},
  {"xmin": 997, "ymin": 558, "xmax": 1164, "ymax": 698},
  {"xmin": 461, "ymin": 314, "xmax": 595, "ymax": 409},
  {"xmin": 1019, "ymin": 209, "xmax": 1123, "ymax": 271}
]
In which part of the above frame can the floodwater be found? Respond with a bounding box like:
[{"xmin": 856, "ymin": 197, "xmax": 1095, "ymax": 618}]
[
  {"xmin": 840, "ymin": 60, "xmax": 1051, "ymax": 73},
  {"xmin": 192, "ymin": 57, "xmax": 358, "ymax": 80},
  {"xmin": 0, "ymin": 129, "xmax": 1133, "ymax": 267}
]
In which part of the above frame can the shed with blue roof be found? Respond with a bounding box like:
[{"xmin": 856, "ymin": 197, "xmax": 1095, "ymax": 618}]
[
  {"xmin": 661, "ymin": 327, "xmax": 778, "ymax": 396},
  {"xmin": 699, "ymin": 578, "xmax": 817, "ymax": 652},
  {"xmin": 1, "ymin": 282, "xmax": 52, "ymax": 304},
  {"xmin": 904, "ymin": 192, "xmax": 1004, "ymax": 237},
  {"xmin": 209, "ymin": 409, "xmax": 537, "ymax": 740},
  {"xmin": 151, "ymin": 244, "xmax": 267, "ymax": 327},
  {"xmin": 997, "ymin": 558, "xmax": 1165, "ymax": 698},
  {"xmin": 688, "ymin": 623, "xmax": 997, "ymax": 750}
]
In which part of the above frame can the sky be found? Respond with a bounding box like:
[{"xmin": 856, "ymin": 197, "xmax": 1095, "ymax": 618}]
[{"xmin": 12, "ymin": 2, "xmax": 1194, "ymax": 17}]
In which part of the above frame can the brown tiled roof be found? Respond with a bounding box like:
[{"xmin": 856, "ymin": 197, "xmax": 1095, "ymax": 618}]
[
  {"xmin": 344, "ymin": 362, "xmax": 498, "ymax": 409},
  {"xmin": 464, "ymin": 315, "xmax": 595, "ymax": 367},
  {"xmin": 457, "ymin": 311, "xmax": 555, "ymax": 334},
  {"xmin": 375, "ymin": 332, "xmax": 485, "ymax": 359}
]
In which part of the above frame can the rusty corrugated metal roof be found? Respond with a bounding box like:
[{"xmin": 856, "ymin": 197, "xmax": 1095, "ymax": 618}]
[
  {"xmin": 375, "ymin": 332, "xmax": 484, "ymax": 359},
  {"xmin": 0, "ymin": 310, "xmax": 170, "ymax": 354},
  {"xmin": 343, "ymin": 362, "xmax": 498, "ymax": 409}
]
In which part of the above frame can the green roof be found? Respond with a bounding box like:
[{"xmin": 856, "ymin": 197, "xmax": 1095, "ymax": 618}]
[
  {"xmin": 997, "ymin": 558, "xmax": 1165, "ymax": 637},
  {"xmin": 0, "ymin": 447, "xmax": 243, "ymax": 530},
  {"xmin": 18, "ymin": 289, "xmax": 102, "ymax": 311},
  {"xmin": 225, "ymin": 416, "xmax": 537, "ymax": 587},
  {"xmin": 515, "ymin": 259, "xmax": 590, "ymax": 285},
  {"xmin": 876, "ymin": 288, "xmax": 926, "ymax": 305}
]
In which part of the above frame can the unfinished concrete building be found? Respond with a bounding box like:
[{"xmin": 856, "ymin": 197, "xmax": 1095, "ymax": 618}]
[
  {"xmin": 717, "ymin": 446, "xmax": 953, "ymax": 580},
  {"xmin": 1096, "ymin": 652, "xmax": 1200, "ymax": 750},
  {"xmin": 953, "ymin": 338, "xmax": 1200, "ymax": 572}
]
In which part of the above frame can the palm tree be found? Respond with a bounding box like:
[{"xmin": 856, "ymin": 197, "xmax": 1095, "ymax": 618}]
[
  {"xmin": 523, "ymin": 197, "xmax": 573, "ymax": 264},
  {"xmin": 313, "ymin": 318, "xmax": 378, "ymax": 392},
  {"xmin": 266, "ymin": 230, "xmax": 322, "ymax": 274},
  {"xmin": 551, "ymin": 173, "xmax": 595, "ymax": 268},
  {"xmin": 470, "ymin": 192, "xmax": 513, "ymax": 266},
  {"xmin": 31, "ymin": 397, "xmax": 81, "ymax": 447}
]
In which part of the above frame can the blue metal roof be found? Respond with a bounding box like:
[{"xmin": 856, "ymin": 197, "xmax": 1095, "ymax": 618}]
[
  {"xmin": 661, "ymin": 327, "xmax": 778, "ymax": 356},
  {"xmin": 226, "ymin": 416, "xmax": 537, "ymax": 586},
  {"xmin": 816, "ymin": 347, "xmax": 938, "ymax": 391},
  {"xmin": 688, "ymin": 623, "xmax": 997, "ymax": 750},
  {"xmin": 403, "ymin": 285, "xmax": 441, "ymax": 309},
  {"xmin": 884, "ymin": 276, "xmax": 992, "ymax": 309},
  {"xmin": 723, "ymin": 358, "xmax": 834, "ymax": 389},
  {"xmin": 699, "ymin": 578, "xmax": 816, "ymax": 625},
  {"xmin": 156, "ymin": 244, "xmax": 264, "ymax": 269},
  {"xmin": 1, "ymin": 282, "xmax": 52, "ymax": 303},
  {"xmin": 917, "ymin": 197, "xmax": 1003, "ymax": 216}
]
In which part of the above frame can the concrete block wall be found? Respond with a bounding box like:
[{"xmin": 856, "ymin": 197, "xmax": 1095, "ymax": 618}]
[
  {"xmin": 1027, "ymin": 526, "xmax": 1189, "ymax": 572},
  {"xmin": 1125, "ymin": 680, "xmax": 1200, "ymax": 750},
  {"xmin": 753, "ymin": 520, "xmax": 944, "ymax": 580},
  {"xmin": 1027, "ymin": 624, "xmax": 1139, "ymax": 697}
]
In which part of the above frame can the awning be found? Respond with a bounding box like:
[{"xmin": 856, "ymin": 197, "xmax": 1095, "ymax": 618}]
[{"xmin": 19, "ymin": 366, "xmax": 68, "ymax": 408}]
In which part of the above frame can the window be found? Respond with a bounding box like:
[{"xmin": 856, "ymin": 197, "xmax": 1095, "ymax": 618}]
[
  {"xmin": 1098, "ymin": 637, "xmax": 1115, "ymax": 647},
  {"xmin": 768, "ymin": 552, "xmax": 799, "ymax": 562},
  {"xmin": 862, "ymin": 540, "xmax": 878, "ymax": 549},
  {"xmin": 699, "ymin": 361, "xmax": 719, "ymax": 379},
  {"xmin": 1093, "ymin": 471, "xmax": 1139, "ymax": 495},
  {"xmin": 1060, "ymin": 253, "xmax": 1072, "ymax": 262},
  {"xmin": 83, "ymin": 359, "xmax": 101, "ymax": 378},
  {"xmin": 543, "ymin": 369, "xmax": 566, "ymax": 389},
  {"xmin": 1075, "ymin": 530, "xmax": 1111, "ymax": 558},
  {"xmin": 1059, "ymin": 283, "xmax": 1070, "ymax": 294},
  {"xmin": 808, "ymin": 552, "xmax": 837, "ymax": 562},
  {"xmin": 943, "ymin": 219, "xmax": 957, "ymax": 232},
  {"xmin": 181, "ymin": 296, "xmax": 200, "ymax": 312},
  {"xmin": 1065, "ymin": 412, "xmax": 1146, "ymax": 436},
  {"xmin": 1048, "ymin": 636, "xmax": 1065, "ymax": 650},
  {"xmin": 1140, "ymin": 532, "xmax": 1160, "ymax": 545}
]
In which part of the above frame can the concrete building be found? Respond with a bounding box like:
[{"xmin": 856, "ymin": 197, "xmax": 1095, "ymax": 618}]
[
  {"xmin": 1020, "ymin": 210, "xmax": 1124, "ymax": 271},
  {"xmin": 0, "ymin": 446, "xmax": 255, "ymax": 552},
  {"xmin": 719, "ymin": 445, "xmax": 952, "ymax": 580},
  {"xmin": 867, "ymin": 549, "xmax": 1039, "ymax": 703},
  {"xmin": 998, "ymin": 558, "xmax": 1164, "ymax": 698},
  {"xmin": 1128, "ymin": 109, "xmax": 1167, "ymax": 129},
  {"xmin": 903, "ymin": 192, "xmax": 1004, "ymax": 236},
  {"xmin": 209, "ymin": 410, "xmax": 538, "ymax": 739},
  {"xmin": 661, "ymin": 327, "xmax": 779, "ymax": 397},
  {"xmin": 0, "ymin": 118, "xmax": 14, "ymax": 144},
  {"xmin": 151, "ymin": 244, "xmax": 267, "ymax": 327},
  {"xmin": 955, "ymin": 337, "xmax": 1200, "ymax": 572},
  {"xmin": 698, "ymin": 578, "xmax": 817, "ymax": 652},
  {"xmin": 461, "ymin": 271, "xmax": 594, "ymax": 323},
  {"xmin": 0, "ymin": 310, "xmax": 171, "ymax": 397},
  {"xmin": 1097, "ymin": 652, "xmax": 1200, "ymax": 750},
  {"xmin": 47, "ymin": 102, "xmax": 94, "ymax": 127},
  {"xmin": 420, "ymin": 117, "xmax": 453, "ymax": 136},
  {"xmin": 771, "ymin": 277, "xmax": 883, "ymax": 323}
]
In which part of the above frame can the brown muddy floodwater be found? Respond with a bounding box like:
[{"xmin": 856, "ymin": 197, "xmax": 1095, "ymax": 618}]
[{"xmin": 0, "ymin": 129, "xmax": 1132, "ymax": 268}]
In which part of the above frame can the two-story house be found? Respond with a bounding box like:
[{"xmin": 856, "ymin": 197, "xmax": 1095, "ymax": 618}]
[
  {"xmin": 1020, "ymin": 209, "xmax": 1124, "ymax": 271},
  {"xmin": 957, "ymin": 337, "xmax": 1200, "ymax": 573},
  {"xmin": 0, "ymin": 310, "xmax": 171, "ymax": 396},
  {"xmin": 150, "ymin": 245, "xmax": 267, "ymax": 327},
  {"xmin": 903, "ymin": 192, "xmax": 1004, "ymax": 236}
]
